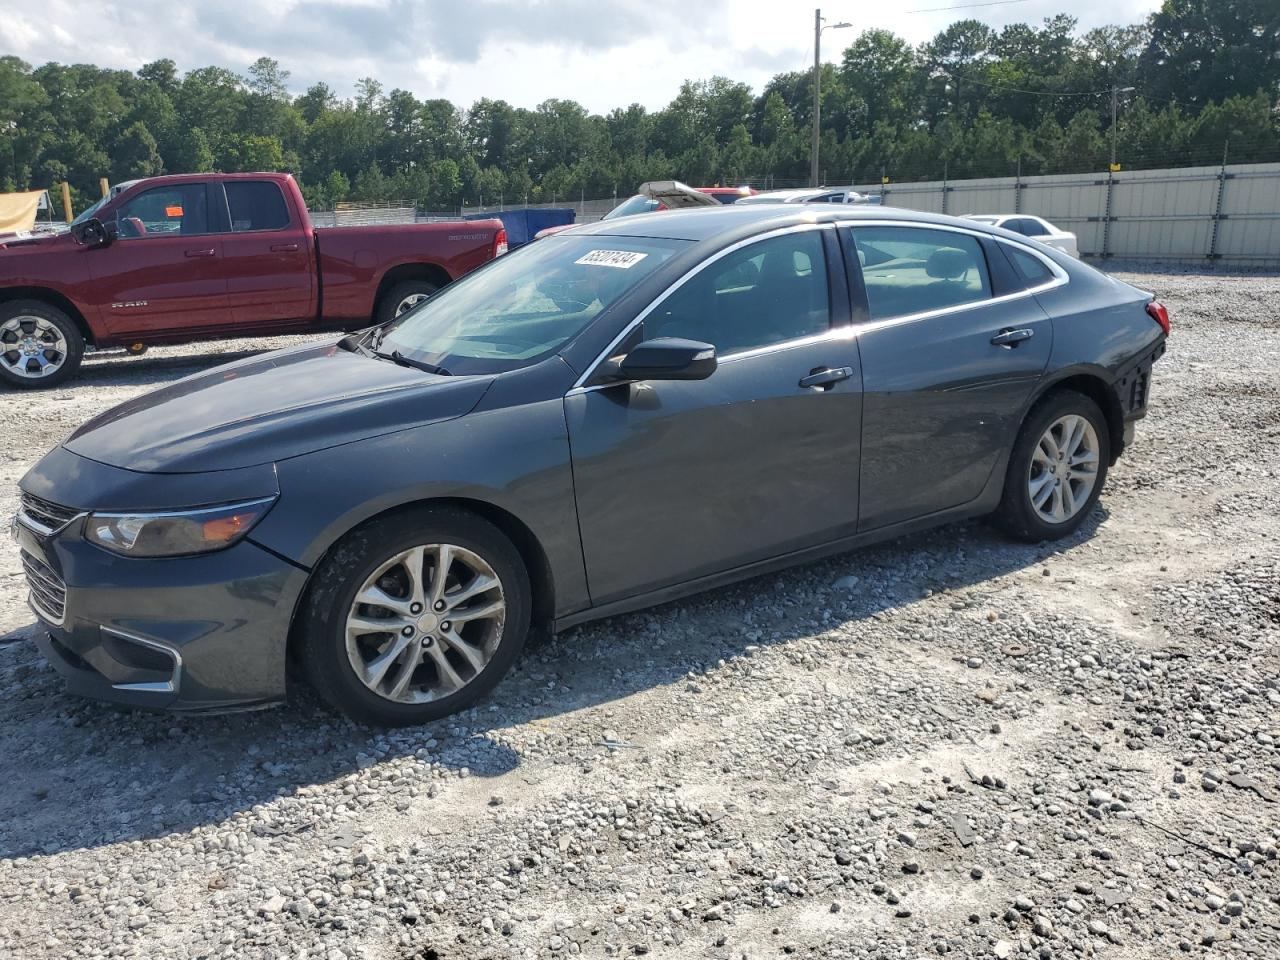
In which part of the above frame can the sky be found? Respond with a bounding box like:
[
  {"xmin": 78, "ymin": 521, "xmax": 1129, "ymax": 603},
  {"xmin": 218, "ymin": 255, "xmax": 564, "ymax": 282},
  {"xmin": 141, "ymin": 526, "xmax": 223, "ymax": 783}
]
[{"xmin": 2, "ymin": 0, "xmax": 1164, "ymax": 113}]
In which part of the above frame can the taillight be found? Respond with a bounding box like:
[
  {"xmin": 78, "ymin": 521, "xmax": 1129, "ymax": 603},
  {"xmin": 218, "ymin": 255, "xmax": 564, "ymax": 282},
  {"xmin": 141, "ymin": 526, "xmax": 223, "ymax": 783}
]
[
  {"xmin": 1146, "ymin": 300, "xmax": 1170, "ymax": 336},
  {"xmin": 493, "ymin": 228, "xmax": 508, "ymax": 258}
]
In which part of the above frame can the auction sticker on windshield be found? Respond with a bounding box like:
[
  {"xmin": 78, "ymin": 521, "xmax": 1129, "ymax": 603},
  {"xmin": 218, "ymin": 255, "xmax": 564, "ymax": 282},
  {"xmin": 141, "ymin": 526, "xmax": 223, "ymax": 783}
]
[{"xmin": 575, "ymin": 250, "xmax": 649, "ymax": 269}]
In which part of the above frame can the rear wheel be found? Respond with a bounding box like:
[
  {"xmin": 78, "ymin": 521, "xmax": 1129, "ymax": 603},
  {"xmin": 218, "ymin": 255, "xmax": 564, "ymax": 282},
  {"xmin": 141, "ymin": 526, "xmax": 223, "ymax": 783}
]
[
  {"xmin": 0, "ymin": 300, "xmax": 84, "ymax": 389},
  {"xmin": 299, "ymin": 506, "xmax": 531, "ymax": 726},
  {"xmin": 994, "ymin": 389, "xmax": 1109, "ymax": 542},
  {"xmin": 375, "ymin": 280, "xmax": 439, "ymax": 326}
]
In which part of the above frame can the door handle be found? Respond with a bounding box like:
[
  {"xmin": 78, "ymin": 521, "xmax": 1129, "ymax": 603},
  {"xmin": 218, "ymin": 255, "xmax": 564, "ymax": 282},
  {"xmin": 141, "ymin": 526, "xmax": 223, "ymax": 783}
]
[
  {"xmin": 798, "ymin": 366, "xmax": 854, "ymax": 390},
  {"xmin": 270, "ymin": 243, "xmax": 300, "ymax": 252},
  {"xmin": 991, "ymin": 327, "xmax": 1034, "ymax": 348},
  {"xmin": 184, "ymin": 248, "xmax": 216, "ymax": 258}
]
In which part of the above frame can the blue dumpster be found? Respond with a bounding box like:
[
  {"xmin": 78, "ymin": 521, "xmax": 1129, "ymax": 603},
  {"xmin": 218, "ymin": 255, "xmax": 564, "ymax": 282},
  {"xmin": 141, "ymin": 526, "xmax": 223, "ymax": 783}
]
[{"xmin": 465, "ymin": 208, "xmax": 574, "ymax": 248}]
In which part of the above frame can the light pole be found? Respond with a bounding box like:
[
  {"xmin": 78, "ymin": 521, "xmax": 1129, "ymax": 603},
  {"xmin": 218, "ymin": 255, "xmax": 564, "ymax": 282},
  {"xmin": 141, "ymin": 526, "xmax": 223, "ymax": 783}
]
[
  {"xmin": 811, "ymin": 10, "xmax": 852, "ymax": 187},
  {"xmin": 1110, "ymin": 85, "xmax": 1135, "ymax": 171}
]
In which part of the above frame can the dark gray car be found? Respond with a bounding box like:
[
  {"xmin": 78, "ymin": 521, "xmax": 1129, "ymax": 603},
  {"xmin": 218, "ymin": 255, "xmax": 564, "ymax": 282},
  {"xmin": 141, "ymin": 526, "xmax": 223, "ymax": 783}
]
[{"xmin": 14, "ymin": 206, "xmax": 1168, "ymax": 725}]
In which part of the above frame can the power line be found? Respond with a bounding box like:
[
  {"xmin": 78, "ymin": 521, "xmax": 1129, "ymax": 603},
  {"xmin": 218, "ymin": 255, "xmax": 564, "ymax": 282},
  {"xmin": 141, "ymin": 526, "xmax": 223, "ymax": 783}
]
[{"xmin": 903, "ymin": 0, "xmax": 1030, "ymax": 13}]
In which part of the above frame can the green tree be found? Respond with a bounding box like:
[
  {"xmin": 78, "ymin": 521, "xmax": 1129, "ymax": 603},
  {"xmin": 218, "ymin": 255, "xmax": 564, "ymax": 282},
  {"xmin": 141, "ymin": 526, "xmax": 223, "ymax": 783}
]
[
  {"xmin": 110, "ymin": 121, "xmax": 163, "ymax": 180},
  {"xmin": 1142, "ymin": 0, "xmax": 1280, "ymax": 107}
]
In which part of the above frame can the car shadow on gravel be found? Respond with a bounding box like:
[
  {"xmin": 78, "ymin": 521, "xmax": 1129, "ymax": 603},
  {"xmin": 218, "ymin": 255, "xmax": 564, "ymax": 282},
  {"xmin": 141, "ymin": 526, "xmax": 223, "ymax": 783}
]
[{"xmin": 0, "ymin": 507, "xmax": 1108, "ymax": 860}]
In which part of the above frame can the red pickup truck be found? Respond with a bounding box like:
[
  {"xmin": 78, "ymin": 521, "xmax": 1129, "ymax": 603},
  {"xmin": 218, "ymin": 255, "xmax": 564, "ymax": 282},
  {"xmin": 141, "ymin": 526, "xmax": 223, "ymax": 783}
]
[{"xmin": 0, "ymin": 172, "xmax": 507, "ymax": 388}]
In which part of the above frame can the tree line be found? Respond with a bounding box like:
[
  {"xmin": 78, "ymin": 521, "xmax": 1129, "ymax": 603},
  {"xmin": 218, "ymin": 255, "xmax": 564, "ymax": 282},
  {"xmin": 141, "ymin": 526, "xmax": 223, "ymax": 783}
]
[{"xmin": 1, "ymin": 0, "xmax": 1276, "ymax": 216}]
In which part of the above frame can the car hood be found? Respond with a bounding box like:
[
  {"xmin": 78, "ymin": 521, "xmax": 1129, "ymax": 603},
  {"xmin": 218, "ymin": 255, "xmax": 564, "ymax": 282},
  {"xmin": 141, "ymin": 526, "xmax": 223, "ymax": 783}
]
[{"xmin": 63, "ymin": 341, "xmax": 494, "ymax": 474}]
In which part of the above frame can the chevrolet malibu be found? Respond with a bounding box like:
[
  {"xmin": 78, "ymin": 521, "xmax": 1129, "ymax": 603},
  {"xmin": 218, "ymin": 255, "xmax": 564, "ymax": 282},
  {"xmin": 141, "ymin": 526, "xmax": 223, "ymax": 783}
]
[{"xmin": 14, "ymin": 205, "xmax": 1168, "ymax": 726}]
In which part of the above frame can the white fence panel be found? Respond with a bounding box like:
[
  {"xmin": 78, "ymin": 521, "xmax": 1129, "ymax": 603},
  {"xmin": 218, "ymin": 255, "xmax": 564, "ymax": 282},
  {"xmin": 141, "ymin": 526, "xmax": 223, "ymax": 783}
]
[{"xmin": 851, "ymin": 162, "xmax": 1280, "ymax": 263}]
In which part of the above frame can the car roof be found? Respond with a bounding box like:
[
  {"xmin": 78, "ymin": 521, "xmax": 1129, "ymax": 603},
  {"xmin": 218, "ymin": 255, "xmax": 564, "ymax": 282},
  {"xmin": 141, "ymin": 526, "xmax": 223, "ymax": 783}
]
[
  {"xmin": 738, "ymin": 187, "xmax": 845, "ymax": 203},
  {"xmin": 569, "ymin": 203, "xmax": 1014, "ymax": 243},
  {"xmin": 966, "ymin": 214, "xmax": 1043, "ymax": 221}
]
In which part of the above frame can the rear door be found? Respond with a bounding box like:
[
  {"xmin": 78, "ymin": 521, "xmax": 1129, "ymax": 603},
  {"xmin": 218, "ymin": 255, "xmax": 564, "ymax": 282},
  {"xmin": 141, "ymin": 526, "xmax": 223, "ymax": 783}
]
[
  {"xmin": 844, "ymin": 223, "xmax": 1054, "ymax": 530},
  {"xmin": 216, "ymin": 180, "xmax": 316, "ymax": 326},
  {"xmin": 87, "ymin": 182, "xmax": 230, "ymax": 337},
  {"xmin": 565, "ymin": 226, "xmax": 863, "ymax": 605}
]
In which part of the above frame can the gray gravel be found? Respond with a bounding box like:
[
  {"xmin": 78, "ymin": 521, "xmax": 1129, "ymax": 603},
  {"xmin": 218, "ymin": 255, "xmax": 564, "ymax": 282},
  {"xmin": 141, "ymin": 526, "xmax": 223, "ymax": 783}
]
[{"xmin": 1, "ymin": 270, "xmax": 1278, "ymax": 959}]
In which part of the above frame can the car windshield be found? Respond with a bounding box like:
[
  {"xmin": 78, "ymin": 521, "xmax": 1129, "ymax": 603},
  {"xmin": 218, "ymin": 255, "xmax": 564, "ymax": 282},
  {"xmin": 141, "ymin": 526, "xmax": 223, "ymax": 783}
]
[
  {"xmin": 70, "ymin": 195, "xmax": 111, "ymax": 226},
  {"xmin": 603, "ymin": 195, "xmax": 660, "ymax": 220},
  {"xmin": 378, "ymin": 234, "xmax": 688, "ymax": 375}
]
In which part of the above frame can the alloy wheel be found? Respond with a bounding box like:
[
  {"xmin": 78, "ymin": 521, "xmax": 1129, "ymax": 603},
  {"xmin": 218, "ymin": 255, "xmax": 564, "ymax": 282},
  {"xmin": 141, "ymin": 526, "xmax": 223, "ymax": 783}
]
[
  {"xmin": 344, "ymin": 543, "xmax": 506, "ymax": 703},
  {"xmin": 394, "ymin": 293, "xmax": 430, "ymax": 317},
  {"xmin": 0, "ymin": 316, "xmax": 68, "ymax": 380},
  {"xmin": 1027, "ymin": 414, "xmax": 1100, "ymax": 524}
]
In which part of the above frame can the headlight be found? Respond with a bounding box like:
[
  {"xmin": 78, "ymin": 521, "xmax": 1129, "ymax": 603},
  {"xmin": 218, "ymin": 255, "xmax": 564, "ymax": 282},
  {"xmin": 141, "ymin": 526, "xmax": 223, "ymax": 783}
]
[{"xmin": 85, "ymin": 497, "xmax": 276, "ymax": 557}]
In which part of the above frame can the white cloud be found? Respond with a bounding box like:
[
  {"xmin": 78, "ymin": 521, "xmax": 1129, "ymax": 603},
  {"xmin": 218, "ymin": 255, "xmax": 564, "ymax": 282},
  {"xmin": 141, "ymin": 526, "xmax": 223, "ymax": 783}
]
[{"xmin": 3, "ymin": 0, "xmax": 1163, "ymax": 111}]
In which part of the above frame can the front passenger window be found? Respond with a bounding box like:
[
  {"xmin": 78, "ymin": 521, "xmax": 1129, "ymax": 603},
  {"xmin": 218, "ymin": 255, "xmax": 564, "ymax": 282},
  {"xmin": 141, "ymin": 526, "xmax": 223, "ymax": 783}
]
[
  {"xmin": 113, "ymin": 185, "xmax": 209, "ymax": 239},
  {"xmin": 849, "ymin": 226, "xmax": 991, "ymax": 322},
  {"xmin": 645, "ymin": 230, "xmax": 830, "ymax": 356}
]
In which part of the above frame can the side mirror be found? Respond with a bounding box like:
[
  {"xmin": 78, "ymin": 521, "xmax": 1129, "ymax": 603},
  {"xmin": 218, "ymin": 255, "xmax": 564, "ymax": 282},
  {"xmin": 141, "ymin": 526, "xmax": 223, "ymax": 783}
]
[
  {"xmin": 616, "ymin": 338, "xmax": 717, "ymax": 382},
  {"xmin": 71, "ymin": 218, "xmax": 115, "ymax": 249}
]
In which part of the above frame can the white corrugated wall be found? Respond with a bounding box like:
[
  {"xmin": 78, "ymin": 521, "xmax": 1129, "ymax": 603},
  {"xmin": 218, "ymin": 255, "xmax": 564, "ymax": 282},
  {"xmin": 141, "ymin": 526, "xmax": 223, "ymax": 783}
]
[{"xmin": 852, "ymin": 162, "xmax": 1280, "ymax": 262}]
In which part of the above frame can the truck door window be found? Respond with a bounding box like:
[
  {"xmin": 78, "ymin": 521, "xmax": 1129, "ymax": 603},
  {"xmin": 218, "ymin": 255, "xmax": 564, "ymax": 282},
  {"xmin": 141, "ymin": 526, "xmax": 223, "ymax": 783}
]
[
  {"xmin": 114, "ymin": 185, "xmax": 209, "ymax": 239},
  {"xmin": 225, "ymin": 181, "xmax": 291, "ymax": 232}
]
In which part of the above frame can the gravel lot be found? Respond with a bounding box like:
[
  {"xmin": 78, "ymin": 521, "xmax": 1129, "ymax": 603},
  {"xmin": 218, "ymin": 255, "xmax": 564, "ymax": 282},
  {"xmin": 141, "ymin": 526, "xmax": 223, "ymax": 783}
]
[{"xmin": 1, "ymin": 270, "xmax": 1277, "ymax": 960}]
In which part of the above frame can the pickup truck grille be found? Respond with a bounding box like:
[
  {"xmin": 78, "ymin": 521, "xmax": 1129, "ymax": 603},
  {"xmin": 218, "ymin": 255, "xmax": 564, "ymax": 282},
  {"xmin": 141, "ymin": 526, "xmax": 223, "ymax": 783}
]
[
  {"xmin": 21, "ymin": 551, "xmax": 66, "ymax": 625},
  {"xmin": 19, "ymin": 493, "xmax": 80, "ymax": 535}
]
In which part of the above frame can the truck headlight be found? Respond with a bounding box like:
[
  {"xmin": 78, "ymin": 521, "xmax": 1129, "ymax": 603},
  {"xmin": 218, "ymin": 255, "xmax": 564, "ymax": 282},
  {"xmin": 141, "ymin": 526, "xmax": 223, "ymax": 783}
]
[{"xmin": 85, "ymin": 497, "xmax": 276, "ymax": 557}]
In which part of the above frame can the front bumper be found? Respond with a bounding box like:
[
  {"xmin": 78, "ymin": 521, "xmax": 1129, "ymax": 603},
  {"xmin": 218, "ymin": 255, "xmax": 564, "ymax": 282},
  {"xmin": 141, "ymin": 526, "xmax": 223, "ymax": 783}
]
[{"xmin": 14, "ymin": 502, "xmax": 309, "ymax": 714}]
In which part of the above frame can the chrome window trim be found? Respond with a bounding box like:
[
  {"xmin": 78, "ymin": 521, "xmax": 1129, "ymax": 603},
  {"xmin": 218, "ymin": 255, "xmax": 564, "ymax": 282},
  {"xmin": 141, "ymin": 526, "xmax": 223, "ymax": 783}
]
[
  {"xmin": 567, "ymin": 221, "xmax": 834, "ymax": 394},
  {"xmin": 564, "ymin": 218, "xmax": 1069, "ymax": 396},
  {"xmin": 104, "ymin": 627, "xmax": 184, "ymax": 694}
]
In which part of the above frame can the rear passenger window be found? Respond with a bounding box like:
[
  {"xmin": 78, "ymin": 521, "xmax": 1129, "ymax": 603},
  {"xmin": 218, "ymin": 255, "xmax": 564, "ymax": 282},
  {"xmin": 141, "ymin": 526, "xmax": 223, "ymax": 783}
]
[
  {"xmin": 1005, "ymin": 245, "xmax": 1053, "ymax": 286},
  {"xmin": 849, "ymin": 227, "xmax": 991, "ymax": 321},
  {"xmin": 645, "ymin": 230, "xmax": 830, "ymax": 355},
  {"xmin": 225, "ymin": 181, "xmax": 291, "ymax": 231}
]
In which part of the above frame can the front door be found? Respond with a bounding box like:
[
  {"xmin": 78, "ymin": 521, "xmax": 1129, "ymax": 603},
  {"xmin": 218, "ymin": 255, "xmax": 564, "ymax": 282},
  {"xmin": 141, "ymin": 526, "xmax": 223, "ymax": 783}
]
[
  {"xmin": 845, "ymin": 224, "xmax": 1053, "ymax": 530},
  {"xmin": 566, "ymin": 226, "xmax": 863, "ymax": 606},
  {"xmin": 87, "ymin": 182, "xmax": 229, "ymax": 337}
]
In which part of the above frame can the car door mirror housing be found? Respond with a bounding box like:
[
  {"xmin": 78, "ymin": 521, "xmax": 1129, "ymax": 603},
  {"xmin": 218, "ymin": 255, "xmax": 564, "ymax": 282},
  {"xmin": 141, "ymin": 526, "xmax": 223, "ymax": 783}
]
[
  {"xmin": 72, "ymin": 217, "xmax": 115, "ymax": 249},
  {"xmin": 615, "ymin": 338, "xmax": 717, "ymax": 382}
]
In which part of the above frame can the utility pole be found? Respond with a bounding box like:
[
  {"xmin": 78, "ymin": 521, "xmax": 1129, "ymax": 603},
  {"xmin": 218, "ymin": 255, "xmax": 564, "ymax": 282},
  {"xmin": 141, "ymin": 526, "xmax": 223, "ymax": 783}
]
[{"xmin": 811, "ymin": 9, "xmax": 851, "ymax": 188}]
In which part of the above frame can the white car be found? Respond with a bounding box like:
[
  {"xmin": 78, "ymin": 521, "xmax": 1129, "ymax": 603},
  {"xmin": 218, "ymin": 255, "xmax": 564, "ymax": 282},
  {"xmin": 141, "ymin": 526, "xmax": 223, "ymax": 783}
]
[
  {"xmin": 964, "ymin": 214, "xmax": 1079, "ymax": 258},
  {"xmin": 737, "ymin": 187, "xmax": 872, "ymax": 205}
]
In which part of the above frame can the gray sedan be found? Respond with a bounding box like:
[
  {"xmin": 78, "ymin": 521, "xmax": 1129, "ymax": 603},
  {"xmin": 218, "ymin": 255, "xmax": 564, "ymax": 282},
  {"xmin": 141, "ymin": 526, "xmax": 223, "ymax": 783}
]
[{"xmin": 15, "ymin": 205, "xmax": 1168, "ymax": 726}]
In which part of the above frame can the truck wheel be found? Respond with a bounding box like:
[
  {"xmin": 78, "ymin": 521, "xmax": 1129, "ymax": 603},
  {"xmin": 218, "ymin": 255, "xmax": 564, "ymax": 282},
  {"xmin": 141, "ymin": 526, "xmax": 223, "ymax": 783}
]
[
  {"xmin": 0, "ymin": 300, "xmax": 85, "ymax": 390},
  {"xmin": 376, "ymin": 280, "xmax": 439, "ymax": 326}
]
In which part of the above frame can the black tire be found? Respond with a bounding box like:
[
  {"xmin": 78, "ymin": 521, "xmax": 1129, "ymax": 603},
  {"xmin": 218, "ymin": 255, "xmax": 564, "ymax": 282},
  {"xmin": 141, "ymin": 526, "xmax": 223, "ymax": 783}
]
[
  {"xmin": 993, "ymin": 389, "xmax": 1110, "ymax": 542},
  {"xmin": 299, "ymin": 506, "xmax": 532, "ymax": 726},
  {"xmin": 0, "ymin": 300, "xmax": 85, "ymax": 390},
  {"xmin": 374, "ymin": 280, "xmax": 439, "ymax": 326}
]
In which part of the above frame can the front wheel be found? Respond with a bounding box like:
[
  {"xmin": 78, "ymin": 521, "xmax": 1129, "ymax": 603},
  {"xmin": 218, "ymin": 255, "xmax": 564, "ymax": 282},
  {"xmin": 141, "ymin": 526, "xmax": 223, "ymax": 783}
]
[
  {"xmin": 994, "ymin": 389, "xmax": 1110, "ymax": 542},
  {"xmin": 299, "ymin": 507, "xmax": 531, "ymax": 726},
  {"xmin": 0, "ymin": 300, "xmax": 84, "ymax": 389}
]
